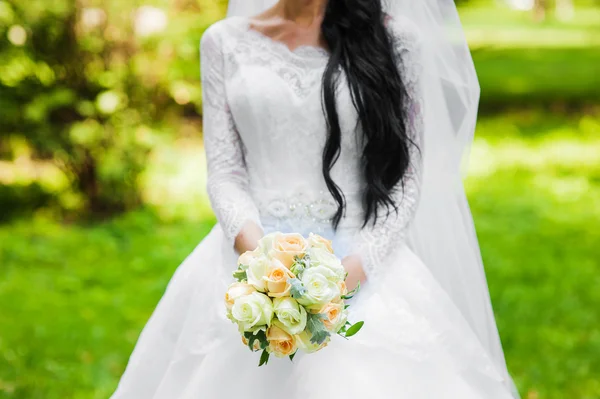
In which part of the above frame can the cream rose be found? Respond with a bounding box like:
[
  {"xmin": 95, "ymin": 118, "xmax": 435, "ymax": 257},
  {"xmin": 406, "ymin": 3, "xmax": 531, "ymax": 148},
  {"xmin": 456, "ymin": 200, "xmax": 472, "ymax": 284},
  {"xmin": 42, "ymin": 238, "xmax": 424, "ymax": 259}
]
[
  {"xmin": 267, "ymin": 321, "xmax": 298, "ymax": 358},
  {"xmin": 262, "ymin": 259, "xmax": 295, "ymax": 297},
  {"xmin": 308, "ymin": 247, "xmax": 346, "ymax": 283},
  {"xmin": 307, "ymin": 233, "xmax": 334, "ymax": 253},
  {"xmin": 296, "ymin": 330, "xmax": 329, "ymax": 354},
  {"xmin": 224, "ymin": 282, "xmax": 256, "ymax": 310},
  {"xmin": 319, "ymin": 302, "xmax": 348, "ymax": 332},
  {"xmin": 269, "ymin": 233, "xmax": 307, "ymax": 269},
  {"xmin": 257, "ymin": 233, "xmax": 278, "ymax": 255},
  {"xmin": 230, "ymin": 292, "xmax": 274, "ymax": 333},
  {"xmin": 246, "ymin": 255, "xmax": 270, "ymax": 292},
  {"xmin": 273, "ymin": 297, "xmax": 307, "ymax": 335},
  {"xmin": 238, "ymin": 249, "xmax": 260, "ymax": 269},
  {"xmin": 297, "ymin": 266, "xmax": 341, "ymax": 310}
]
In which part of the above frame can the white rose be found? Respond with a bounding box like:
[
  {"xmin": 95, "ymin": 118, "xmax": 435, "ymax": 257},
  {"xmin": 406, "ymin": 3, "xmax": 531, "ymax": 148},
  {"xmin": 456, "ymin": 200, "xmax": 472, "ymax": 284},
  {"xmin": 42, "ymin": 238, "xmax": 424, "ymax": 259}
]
[
  {"xmin": 257, "ymin": 232, "xmax": 279, "ymax": 255},
  {"xmin": 273, "ymin": 297, "xmax": 307, "ymax": 335},
  {"xmin": 308, "ymin": 247, "xmax": 346, "ymax": 283},
  {"xmin": 246, "ymin": 255, "xmax": 270, "ymax": 292},
  {"xmin": 297, "ymin": 266, "xmax": 341, "ymax": 310},
  {"xmin": 224, "ymin": 282, "xmax": 256, "ymax": 310},
  {"xmin": 230, "ymin": 292, "xmax": 274, "ymax": 333},
  {"xmin": 237, "ymin": 249, "xmax": 260, "ymax": 270},
  {"xmin": 296, "ymin": 330, "xmax": 329, "ymax": 354},
  {"xmin": 307, "ymin": 233, "xmax": 334, "ymax": 253}
]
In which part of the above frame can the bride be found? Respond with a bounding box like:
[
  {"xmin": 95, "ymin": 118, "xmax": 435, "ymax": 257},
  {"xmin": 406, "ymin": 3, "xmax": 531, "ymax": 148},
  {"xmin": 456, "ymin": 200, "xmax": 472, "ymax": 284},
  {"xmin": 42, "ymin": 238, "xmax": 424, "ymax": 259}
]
[{"xmin": 111, "ymin": 0, "xmax": 519, "ymax": 397}]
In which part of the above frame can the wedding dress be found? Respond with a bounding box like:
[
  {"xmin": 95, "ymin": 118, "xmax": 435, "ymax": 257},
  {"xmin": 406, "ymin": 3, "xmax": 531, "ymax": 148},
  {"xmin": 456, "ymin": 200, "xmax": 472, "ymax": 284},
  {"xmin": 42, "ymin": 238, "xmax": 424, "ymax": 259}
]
[{"xmin": 111, "ymin": 15, "xmax": 517, "ymax": 399}]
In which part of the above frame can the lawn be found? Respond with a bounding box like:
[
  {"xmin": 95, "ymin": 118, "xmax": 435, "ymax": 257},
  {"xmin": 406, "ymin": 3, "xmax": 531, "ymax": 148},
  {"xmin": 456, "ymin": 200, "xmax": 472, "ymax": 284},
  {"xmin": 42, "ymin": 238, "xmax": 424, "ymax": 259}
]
[{"xmin": 1, "ymin": 112, "xmax": 599, "ymax": 399}]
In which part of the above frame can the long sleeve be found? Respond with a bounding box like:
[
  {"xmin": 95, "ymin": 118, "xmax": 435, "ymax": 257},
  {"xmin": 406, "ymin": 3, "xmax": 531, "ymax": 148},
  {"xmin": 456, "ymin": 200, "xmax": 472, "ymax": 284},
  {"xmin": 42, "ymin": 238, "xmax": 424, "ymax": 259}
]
[
  {"xmin": 350, "ymin": 21, "xmax": 425, "ymax": 279},
  {"xmin": 200, "ymin": 27, "xmax": 262, "ymax": 244}
]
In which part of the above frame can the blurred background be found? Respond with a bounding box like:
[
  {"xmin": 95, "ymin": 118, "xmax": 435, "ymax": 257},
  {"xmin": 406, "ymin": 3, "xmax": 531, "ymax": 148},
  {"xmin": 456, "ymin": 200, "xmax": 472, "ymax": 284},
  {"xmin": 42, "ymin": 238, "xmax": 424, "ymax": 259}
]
[{"xmin": 0, "ymin": 0, "xmax": 598, "ymax": 397}]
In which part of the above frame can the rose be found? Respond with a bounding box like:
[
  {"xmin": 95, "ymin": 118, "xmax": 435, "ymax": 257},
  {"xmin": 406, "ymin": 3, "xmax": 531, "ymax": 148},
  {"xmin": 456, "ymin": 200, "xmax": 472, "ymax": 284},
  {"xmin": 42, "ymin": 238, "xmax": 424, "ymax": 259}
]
[
  {"xmin": 246, "ymin": 255, "xmax": 271, "ymax": 292},
  {"xmin": 238, "ymin": 249, "xmax": 260, "ymax": 269},
  {"xmin": 297, "ymin": 266, "xmax": 341, "ymax": 310},
  {"xmin": 269, "ymin": 233, "xmax": 308, "ymax": 269},
  {"xmin": 263, "ymin": 260, "xmax": 295, "ymax": 297},
  {"xmin": 224, "ymin": 282, "xmax": 256, "ymax": 310},
  {"xmin": 307, "ymin": 233, "xmax": 334, "ymax": 254},
  {"xmin": 296, "ymin": 330, "xmax": 329, "ymax": 354},
  {"xmin": 308, "ymin": 247, "xmax": 346, "ymax": 283},
  {"xmin": 267, "ymin": 321, "xmax": 298, "ymax": 357},
  {"xmin": 230, "ymin": 292, "xmax": 274, "ymax": 333},
  {"xmin": 257, "ymin": 233, "xmax": 278, "ymax": 255},
  {"xmin": 319, "ymin": 302, "xmax": 348, "ymax": 332},
  {"xmin": 273, "ymin": 297, "xmax": 307, "ymax": 335}
]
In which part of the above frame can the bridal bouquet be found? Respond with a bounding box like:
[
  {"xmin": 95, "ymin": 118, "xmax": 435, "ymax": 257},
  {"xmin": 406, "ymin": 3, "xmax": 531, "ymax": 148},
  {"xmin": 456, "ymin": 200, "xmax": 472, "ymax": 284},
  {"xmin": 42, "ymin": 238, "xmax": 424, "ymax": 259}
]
[{"xmin": 225, "ymin": 232, "xmax": 364, "ymax": 366}]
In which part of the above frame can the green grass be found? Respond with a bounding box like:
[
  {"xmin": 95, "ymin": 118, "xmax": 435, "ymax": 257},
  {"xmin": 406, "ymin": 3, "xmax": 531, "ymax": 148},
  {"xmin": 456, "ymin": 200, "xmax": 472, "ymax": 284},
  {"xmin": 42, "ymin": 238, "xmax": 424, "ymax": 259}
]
[
  {"xmin": 1, "ymin": 112, "xmax": 599, "ymax": 398},
  {"xmin": 0, "ymin": 212, "xmax": 215, "ymax": 399},
  {"xmin": 461, "ymin": 5, "xmax": 600, "ymax": 110},
  {"xmin": 474, "ymin": 47, "xmax": 600, "ymax": 110}
]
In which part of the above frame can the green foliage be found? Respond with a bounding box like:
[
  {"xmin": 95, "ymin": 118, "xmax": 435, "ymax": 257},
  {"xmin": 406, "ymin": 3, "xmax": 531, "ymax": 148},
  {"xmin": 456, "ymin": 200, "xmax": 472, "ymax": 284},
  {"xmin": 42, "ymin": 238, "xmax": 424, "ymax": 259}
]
[
  {"xmin": 0, "ymin": 0, "xmax": 223, "ymax": 216},
  {"xmin": 344, "ymin": 321, "xmax": 364, "ymax": 338},
  {"xmin": 341, "ymin": 281, "xmax": 360, "ymax": 300},
  {"xmin": 306, "ymin": 313, "xmax": 330, "ymax": 345},
  {"xmin": 243, "ymin": 330, "xmax": 268, "ymax": 352},
  {"xmin": 289, "ymin": 278, "xmax": 307, "ymax": 299},
  {"xmin": 258, "ymin": 349, "xmax": 270, "ymax": 367},
  {"xmin": 232, "ymin": 267, "xmax": 247, "ymax": 283}
]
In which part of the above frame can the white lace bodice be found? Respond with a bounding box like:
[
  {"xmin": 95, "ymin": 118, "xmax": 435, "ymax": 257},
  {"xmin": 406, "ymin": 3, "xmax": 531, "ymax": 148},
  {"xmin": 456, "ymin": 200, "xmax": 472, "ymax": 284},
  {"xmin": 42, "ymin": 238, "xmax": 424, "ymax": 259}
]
[{"xmin": 200, "ymin": 16, "xmax": 424, "ymax": 279}]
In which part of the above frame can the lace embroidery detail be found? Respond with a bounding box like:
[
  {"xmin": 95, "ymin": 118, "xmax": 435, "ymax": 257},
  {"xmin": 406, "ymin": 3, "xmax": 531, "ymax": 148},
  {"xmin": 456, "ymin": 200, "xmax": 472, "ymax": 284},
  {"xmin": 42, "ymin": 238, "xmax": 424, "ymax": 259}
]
[
  {"xmin": 224, "ymin": 22, "xmax": 327, "ymax": 101},
  {"xmin": 201, "ymin": 24, "xmax": 262, "ymax": 242}
]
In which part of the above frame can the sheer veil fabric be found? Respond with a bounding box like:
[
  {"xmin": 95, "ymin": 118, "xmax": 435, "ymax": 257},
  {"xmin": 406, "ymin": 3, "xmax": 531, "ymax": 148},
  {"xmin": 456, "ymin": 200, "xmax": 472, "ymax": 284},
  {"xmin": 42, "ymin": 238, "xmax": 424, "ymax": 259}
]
[{"xmin": 227, "ymin": 0, "xmax": 518, "ymax": 395}]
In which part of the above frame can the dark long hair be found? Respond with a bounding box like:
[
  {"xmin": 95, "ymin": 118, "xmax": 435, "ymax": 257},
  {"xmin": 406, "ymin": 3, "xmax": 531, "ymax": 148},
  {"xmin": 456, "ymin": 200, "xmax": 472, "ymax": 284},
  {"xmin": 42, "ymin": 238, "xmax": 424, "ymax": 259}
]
[{"xmin": 320, "ymin": 0, "xmax": 413, "ymax": 228}]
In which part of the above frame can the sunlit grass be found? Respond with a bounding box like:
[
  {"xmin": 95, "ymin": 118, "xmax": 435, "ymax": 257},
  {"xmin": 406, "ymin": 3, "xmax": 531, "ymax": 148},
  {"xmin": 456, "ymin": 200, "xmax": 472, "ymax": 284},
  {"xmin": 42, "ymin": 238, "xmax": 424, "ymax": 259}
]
[{"xmin": 461, "ymin": 6, "xmax": 600, "ymax": 48}]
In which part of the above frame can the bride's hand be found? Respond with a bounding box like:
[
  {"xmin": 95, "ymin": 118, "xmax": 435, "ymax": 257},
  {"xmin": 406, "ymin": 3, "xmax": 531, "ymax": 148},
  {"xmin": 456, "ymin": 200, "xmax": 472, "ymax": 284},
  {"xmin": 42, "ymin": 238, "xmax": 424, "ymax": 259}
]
[
  {"xmin": 342, "ymin": 254, "xmax": 367, "ymax": 292},
  {"xmin": 234, "ymin": 221, "xmax": 264, "ymax": 254}
]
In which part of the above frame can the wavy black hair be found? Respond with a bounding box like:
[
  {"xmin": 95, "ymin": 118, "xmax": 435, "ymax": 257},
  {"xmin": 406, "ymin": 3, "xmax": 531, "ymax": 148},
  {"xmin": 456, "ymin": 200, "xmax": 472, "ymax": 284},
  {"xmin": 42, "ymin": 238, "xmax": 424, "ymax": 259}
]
[{"xmin": 320, "ymin": 0, "xmax": 413, "ymax": 228}]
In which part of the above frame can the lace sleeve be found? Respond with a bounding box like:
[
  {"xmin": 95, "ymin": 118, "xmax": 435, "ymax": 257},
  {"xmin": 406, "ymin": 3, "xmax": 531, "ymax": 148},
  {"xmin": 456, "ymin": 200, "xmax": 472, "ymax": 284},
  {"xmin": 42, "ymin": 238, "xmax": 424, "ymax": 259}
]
[
  {"xmin": 350, "ymin": 20, "xmax": 425, "ymax": 279},
  {"xmin": 201, "ymin": 25, "xmax": 262, "ymax": 244}
]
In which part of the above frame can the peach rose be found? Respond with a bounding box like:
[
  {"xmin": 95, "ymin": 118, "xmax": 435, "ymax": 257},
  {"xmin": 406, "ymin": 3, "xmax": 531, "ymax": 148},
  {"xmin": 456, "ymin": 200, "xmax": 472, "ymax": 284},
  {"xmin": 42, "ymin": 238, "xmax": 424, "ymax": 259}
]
[
  {"xmin": 319, "ymin": 302, "xmax": 347, "ymax": 332},
  {"xmin": 267, "ymin": 322, "xmax": 298, "ymax": 358},
  {"xmin": 307, "ymin": 233, "xmax": 334, "ymax": 254},
  {"xmin": 263, "ymin": 259, "xmax": 295, "ymax": 297},
  {"xmin": 224, "ymin": 282, "xmax": 256, "ymax": 310},
  {"xmin": 269, "ymin": 233, "xmax": 307, "ymax": 269}
]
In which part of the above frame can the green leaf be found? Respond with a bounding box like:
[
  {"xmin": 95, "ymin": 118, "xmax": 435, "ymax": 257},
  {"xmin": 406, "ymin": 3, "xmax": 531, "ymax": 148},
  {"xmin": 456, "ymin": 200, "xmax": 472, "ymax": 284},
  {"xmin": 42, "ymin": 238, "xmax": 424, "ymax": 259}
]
[
  {"xmin": 258, "ymin": 349, "xmax": 270, "ymax": 367},
  {"xmin": 306, "ymin": 313, "xmax": 330, "ymax": 345},
  {"xmin": 232, "ymin": 268, "xmax": 247, "ymax": 282},
  {"xmin": 341, "ymin": 281, "xmax": 361, "ymax": 300},
  {"xmin": 344, "ymin": 321, "xmax": 364, "ymax": 338},
  {"xmin": 289, "ymin": 278, "xmax": 307, "ymax": 299},
  {"xmin": 290, "ymin": 254, "xmax": 310, "ymax": 278},
  {"xmin": 246, "ymin": 330, "xmax": 268, "ymax": 352},
  {"xmin": 289, "ymin": 351, "xmax": 297, "ymax": 362}
]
